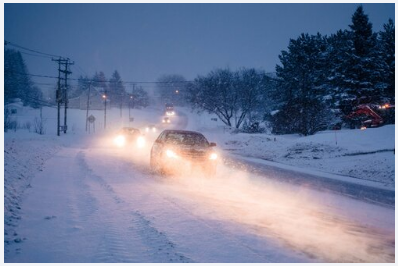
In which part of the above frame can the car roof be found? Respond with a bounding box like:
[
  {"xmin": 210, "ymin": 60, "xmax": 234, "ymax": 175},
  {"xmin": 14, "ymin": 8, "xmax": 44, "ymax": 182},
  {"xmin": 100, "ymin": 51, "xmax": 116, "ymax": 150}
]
[{"xmin": 162, "ymin": 129, "xmax": 204, "ymax": 135}]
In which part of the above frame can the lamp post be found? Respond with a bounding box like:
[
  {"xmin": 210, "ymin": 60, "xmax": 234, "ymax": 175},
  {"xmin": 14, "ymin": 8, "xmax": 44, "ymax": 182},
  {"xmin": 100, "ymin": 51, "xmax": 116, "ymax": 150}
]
[
  {"xmin": 129, "ymin": 95, "xmax": 133, "ymax": 120},
  {"xmin": 102, "ymin": 94, "xmax": 107, "ymax": 129}
]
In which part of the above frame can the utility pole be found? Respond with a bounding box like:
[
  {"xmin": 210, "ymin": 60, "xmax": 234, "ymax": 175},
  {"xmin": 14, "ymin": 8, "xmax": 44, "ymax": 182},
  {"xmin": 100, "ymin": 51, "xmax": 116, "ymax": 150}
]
[
  {"xmin": 132, "ymin": 84, "xmax": 136, "ymax": 109},
  {"xmin": 52, "ymin": 57, "xmax": 73, "ymax": 135},
  {"xmin": 62, "ymin": 59, "xmax": 73, "ymax": 134},
  {"xmin": 52, "ymin": 58, "xmax": 63, "ymax": 136},
  {"xmin": 103, "ymin": 90, "xmax": 107, "ymax": 129},
  {"xmin": 85, "ymin": 82, "xmax": 92, "ymax": 132}
]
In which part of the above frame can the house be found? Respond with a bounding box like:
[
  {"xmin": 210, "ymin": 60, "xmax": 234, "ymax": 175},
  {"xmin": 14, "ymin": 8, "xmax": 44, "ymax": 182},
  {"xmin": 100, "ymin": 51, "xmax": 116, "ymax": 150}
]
[{"xmin": 5, "ymin": 98, "xmax": 24, "ymax": 115}]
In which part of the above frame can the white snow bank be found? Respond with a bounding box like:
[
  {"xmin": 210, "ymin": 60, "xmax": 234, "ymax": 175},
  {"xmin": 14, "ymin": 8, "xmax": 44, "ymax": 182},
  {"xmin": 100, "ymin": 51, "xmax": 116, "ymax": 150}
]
[
  {"xmin": 180, "ymin": 108, "xmax": 395, "ymax": 187},
  {"xmin": 4, "ymin": 131, "xmax": 61, "ymax": 249}
]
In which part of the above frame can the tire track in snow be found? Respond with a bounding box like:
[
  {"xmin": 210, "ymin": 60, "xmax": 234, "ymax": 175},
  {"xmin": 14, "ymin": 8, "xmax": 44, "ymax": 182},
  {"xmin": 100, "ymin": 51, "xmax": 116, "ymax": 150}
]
[{"xmin": 76, "ymin": 151, "xmax": 193, "ymax": 263}]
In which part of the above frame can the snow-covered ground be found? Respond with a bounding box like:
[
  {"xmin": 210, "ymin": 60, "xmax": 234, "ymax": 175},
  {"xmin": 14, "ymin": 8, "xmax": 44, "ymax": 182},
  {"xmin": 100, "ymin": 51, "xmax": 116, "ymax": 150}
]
[
  {"xmin": 182, "ymin": 107, "xmax": 395, "ymax": 188},
  {"xmin": 3, "ymin": 105, "xmax": 395, "ymax": 262}
]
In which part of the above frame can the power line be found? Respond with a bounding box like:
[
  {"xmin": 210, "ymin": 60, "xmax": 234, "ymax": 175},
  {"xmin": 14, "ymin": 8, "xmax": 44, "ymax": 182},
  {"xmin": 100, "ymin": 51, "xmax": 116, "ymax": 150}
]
[
  {"xmin": 7, "ymin": 70, "xmax": 194, "ymax": 84},
  {"xmin": 5, "ymin": 40, "xmax": 66, "ymax": 59},
  {"xmin": 18, "ymin": 51, "xmax": 54, "ymax": 59}
]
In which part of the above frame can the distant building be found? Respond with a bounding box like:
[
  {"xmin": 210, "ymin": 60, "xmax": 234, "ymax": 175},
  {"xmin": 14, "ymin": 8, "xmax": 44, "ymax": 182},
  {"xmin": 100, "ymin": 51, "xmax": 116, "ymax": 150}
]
[
  {"xmin": 5, "ymin": 98, "xmax": 24, "ymax": 115},
  {"xmin": 69, "ymin": 88, "xmax": 109, "ymax": 110}
]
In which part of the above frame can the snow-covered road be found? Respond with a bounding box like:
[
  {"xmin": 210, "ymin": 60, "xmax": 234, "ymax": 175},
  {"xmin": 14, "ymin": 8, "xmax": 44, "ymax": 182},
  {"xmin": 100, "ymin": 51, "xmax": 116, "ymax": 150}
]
[{"xmin": 5, "ymin": 133, "xmax": 395, "ymax": 263}]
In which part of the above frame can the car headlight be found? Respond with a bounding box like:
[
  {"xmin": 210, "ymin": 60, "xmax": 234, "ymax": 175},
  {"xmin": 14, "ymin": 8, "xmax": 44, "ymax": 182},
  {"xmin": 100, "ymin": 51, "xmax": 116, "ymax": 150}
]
[
  {"xmin": 209, "ymin": 153, "xmax": 218, "ymax": 160},
  {"xmin": 152, "ymin": 128, "xmax": 156, "ymax": 132},
  {"xmin": 137, "ymin": 136, "xmax": 146, "ymax": 148},
  {"xmin": 146, "ymin": 128, "xmax": 149, "ymax": 132},
  {"xmin": 114, "ymin": 135, "xmax": 126, "ymax": 147},
  {"xmin": 166, "ymin": 149, "xmax": 178, "ymax": 158}
]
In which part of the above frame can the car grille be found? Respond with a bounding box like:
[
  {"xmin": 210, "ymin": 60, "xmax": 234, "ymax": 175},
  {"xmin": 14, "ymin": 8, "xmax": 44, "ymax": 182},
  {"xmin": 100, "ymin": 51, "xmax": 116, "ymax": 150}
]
[{"xmin": 179, "ymin": 149, "xmax": 208, "ymax": 160}]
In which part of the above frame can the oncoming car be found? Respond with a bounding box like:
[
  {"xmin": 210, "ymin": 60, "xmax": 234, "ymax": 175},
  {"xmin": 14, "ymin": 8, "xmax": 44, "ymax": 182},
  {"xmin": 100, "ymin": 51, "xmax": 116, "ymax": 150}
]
[
  {"xmin": 150, "ymin": 130, "xmax": 218, "ymax": 176},
  {"xmin": 162, "ymin": 117, "xmax": 170, "ymax": 124},
  {"xmin": 114, "ymin": 127, "xmax": 146, "ymax": 148},
  {"xmin": 165, "ymin": 110, "xmax": 175, "ymax": 116},
  {"xmin": 145, "ymin": 125, "xmax": 157, "ymax": 133}
]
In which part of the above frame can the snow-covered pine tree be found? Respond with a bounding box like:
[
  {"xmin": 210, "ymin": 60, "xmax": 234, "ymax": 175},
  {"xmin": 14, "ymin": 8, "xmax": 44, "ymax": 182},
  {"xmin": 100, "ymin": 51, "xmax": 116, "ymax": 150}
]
[
  {"xmin": 274, "ymin": 33, "xmax": 331, "ymax": 136},
  {"xmin": 92, "ymin": 71, "xmax": 108, "ymax": 97},
  {"xmin": 70, "ymin": 75, "xmax": 90, "ymax": 98},
  {"xmin": 4, "ymin": 49, "xmax": 42, "ymax": 108},
  {"xmin": 378, "ymin": 18, "xmax": 395, "ymax": 100},
  {"xmin": 108, "ymin": 70, "xmax": 126, "ymax": 108},
  {"xmin": 343, "ymin": 6, "xmax": 381, "ymax": 101}
]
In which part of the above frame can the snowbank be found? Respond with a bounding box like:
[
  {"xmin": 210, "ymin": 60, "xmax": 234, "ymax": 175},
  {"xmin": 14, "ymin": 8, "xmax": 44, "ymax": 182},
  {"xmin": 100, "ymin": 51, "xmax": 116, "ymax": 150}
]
[
  {"xmin": 4, "ymin": 131, "xmax": 61, "ymax": 249},
  {"xmin": 181, "ymin": 108, "xmax": 395, "ymax": 187}
]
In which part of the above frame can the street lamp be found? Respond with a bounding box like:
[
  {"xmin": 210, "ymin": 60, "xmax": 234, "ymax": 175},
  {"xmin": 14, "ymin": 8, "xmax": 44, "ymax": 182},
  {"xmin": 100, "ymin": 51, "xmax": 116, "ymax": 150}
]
[
  {"xmin": 129, "ymin": 95, "xmax": 133, "ymax": 120},
  {"xmin": 103, "ymin": 94, "xmax": 107, "ymax": 129}
]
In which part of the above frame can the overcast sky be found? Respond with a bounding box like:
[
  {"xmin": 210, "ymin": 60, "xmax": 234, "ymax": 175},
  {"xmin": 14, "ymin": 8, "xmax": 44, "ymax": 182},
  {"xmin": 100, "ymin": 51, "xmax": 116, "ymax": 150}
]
[{"xmin": 4, "ymin": 3, "xmax": 395, "ymax": 92}]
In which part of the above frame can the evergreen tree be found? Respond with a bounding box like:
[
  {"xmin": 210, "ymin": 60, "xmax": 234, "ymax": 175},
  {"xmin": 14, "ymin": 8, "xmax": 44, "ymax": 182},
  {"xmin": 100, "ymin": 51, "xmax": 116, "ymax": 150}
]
[
  {"xmin": 345, "ymin": 5, "xmax": 381, "ymax": 99},
  {"xmin": 378, "ymin": 18, "xmax": 395, "ymax": 100},
  {"xmin": 4, "ymin": 48, "xmax": 42, "ymax": 107},
  {"xmin": 108, "ymin": 70, "xmax": 126, "ymax": 107},
  {"xmin": 70, "ymin": 75, "xmax": 90, "ymax": 98},
  {"xmin": 130, "ymin": 86, "xmax": 149, "ymax": 109},
  {"xmin": 92, "ymin": 71, "xmax": 108, "ymax": 96},
  {"xmin": 274, "ymin": 33, "xmax": 331, "ymax": 135}
]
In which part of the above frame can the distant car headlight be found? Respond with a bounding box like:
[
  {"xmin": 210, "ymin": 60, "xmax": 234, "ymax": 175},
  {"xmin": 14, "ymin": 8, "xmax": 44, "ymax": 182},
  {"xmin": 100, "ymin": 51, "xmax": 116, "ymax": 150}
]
[
  {"xmin": 152, "ymin": 128, "xmax": 156, "ymax": 132},
  {"xmin": 146, "ymin": 127, "xmax": 149, "ymax": 132},
  {"xmin": 114, "ymin": 135, "xmax": 126, "ymax": 147},
  {"xmin": 209, "ymin": 153, "xmax": 218, "ymax": 160},
  {"xmin": 137, "ymin": 136, "xmax": 146, "ymax": 148},
  {"xmin": 166, "ymin": 149, "xmax": 178, "ymax": 158}
]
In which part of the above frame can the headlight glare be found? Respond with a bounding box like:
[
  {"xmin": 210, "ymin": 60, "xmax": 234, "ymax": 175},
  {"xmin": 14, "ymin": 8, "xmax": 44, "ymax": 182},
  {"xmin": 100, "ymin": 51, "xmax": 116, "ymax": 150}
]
[
  {"xmin": 166, "ymin": 149, "xmax": 178, "ymax": 158},
  {"xmin": 209, "ymin": 153, "xmax": 218, "ymax": 160},
  {"xmin": 114, "ymin": 135, "xmax": 126, "ymax": 147},
  {"xmin": 137, "ymin": 136, "xmax": 146, "ymax": 148}
]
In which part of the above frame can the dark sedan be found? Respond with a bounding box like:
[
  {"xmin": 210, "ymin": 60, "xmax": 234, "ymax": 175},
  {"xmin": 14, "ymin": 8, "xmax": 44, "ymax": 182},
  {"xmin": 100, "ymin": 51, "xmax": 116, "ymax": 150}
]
[{"xmin": 150, "ymin": 130, "xmax": 218, "ymax": 176}]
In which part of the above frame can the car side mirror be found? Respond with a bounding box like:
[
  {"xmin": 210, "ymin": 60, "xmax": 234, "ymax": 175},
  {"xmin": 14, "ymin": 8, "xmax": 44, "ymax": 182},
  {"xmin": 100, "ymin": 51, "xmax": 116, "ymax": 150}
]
[{"xmin": 210, "ymin": 142, "xmax": 216, "ymax": 147}]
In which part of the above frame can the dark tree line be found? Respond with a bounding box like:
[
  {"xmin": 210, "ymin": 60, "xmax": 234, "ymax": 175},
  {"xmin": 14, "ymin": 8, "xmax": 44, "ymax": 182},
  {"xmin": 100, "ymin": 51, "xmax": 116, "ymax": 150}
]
[
  {"xmin": 72, "ymin": 70, "xmax": 149, "ymax": 109},
  {"xmin": 274, "ymin": 6, "xmax": 394, "ymax": 135},
  {"xmin": 185, "ymin": 5, "xmax": 394, "ymax": 135},
  {"xmin": 4, "ymin": 49, "xmax": 43, "ymax": 108}
]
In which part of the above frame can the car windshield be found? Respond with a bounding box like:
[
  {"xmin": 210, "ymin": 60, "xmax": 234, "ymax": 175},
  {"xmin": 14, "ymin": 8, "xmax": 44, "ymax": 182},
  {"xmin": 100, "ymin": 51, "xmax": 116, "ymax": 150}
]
[
  {"xmin": 122, "ymin": 128, "xmax": 140, "ymax": 135},
  {"xmin": 165, "ymin": 132, "xmax": 209, "ymax": 146}
]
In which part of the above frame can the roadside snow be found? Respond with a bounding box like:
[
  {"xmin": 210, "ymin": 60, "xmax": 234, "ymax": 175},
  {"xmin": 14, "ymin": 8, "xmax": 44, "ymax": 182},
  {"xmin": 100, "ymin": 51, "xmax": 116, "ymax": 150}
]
[
  {"xmin": 181, "ymin": 108, "xmax": 395, "ymax": 187},
  {"xmin": 4, "ymin": 132, "xmax": 61, "ymax": 251},
  {"xmin": 3, "ymin": 105, "xmax": 395, "ymax": 262}
]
